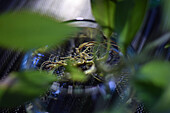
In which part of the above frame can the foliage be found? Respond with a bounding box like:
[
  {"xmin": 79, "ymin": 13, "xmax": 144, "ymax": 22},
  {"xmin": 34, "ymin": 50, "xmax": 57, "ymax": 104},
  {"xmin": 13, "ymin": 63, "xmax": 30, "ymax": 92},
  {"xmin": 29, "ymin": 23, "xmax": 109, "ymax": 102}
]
[
  {"xmin": 117, "ymin": 0, "xmax": 148, "ymax": 54},
  {"xmin": 0, "ymin": 11, "xmax": 78, "ymax": 106},
  {"xmin": 0, "ymin": 0, "xmax": 170, "ymax": 113},
  {"xmin": 91, "ymin": 0, "xmax": 148, "ymax": 54},
  {"xmin": 161, "ymin": 0, "xmax": 170, "ymax": 32},
  {"xmin": 92, "ymin": 0, "xmax": 170, "ymax": 112},
  {"xmin": 0, "ymin": 11, "xmax": 77, "ymax": 50},
  {"xmin": 66, "ymin": 62, "xmax": 88, "ymax": 82},
  {"xmin": 0, "ymin": 71, "xmax": 57, "ymax": 107},
  {"xmin": 165, "ymin": 43, "xmax": 170, "ymax": 48},
  {"xmin": 91, "ymin": 0, "xmax": 115, "ymax": 38},
  {"xmin": 134, "ymin": 61, "xmax": 170, "ymax": 112}
]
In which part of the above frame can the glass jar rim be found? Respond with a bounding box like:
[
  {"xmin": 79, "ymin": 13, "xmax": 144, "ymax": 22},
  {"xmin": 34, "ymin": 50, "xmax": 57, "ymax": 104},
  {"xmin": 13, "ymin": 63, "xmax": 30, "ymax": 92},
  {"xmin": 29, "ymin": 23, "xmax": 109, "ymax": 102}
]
[{"xmin": 63, "ymin": 18, "xmax": 99, "ymax": 29}]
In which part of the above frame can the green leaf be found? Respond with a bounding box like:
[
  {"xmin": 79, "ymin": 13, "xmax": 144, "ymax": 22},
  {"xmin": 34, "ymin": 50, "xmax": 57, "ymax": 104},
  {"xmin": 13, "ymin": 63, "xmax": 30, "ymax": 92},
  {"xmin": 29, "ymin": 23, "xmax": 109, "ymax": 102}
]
[
  {"xmin": 70, "ymin": 67, "xmax": 88, "ymax": 82},
  {"xmin": 153, "ymin": 85, "xmax": 170, "ymax": 112},
  {"xmin": 66, "ymin": 63, "xmax": 88, "ymax": 82},
  {"xmin": 145, "ymin": 33, "xmax": 170, "ymax": 50},
  {"xmin": 165, "ymin": 43, "xmax": 170, "ymax": 48},
  {"xmin": 134, "ymin": 61, "xmax": 170, "ymax": 107},
  {"xmin": 132, "ymin": 33, "xmax": 170, "ymax": 65},
  {"xmin": 0, "ymin": 71, "xmax": 57, "ymax": 107},
  {"xmin": 0, "ymin": 11, "xmax": 78, "ymax": 50},
  {"xmin": 91, "ymin": 0, "xmax": 115, "ymax": 38},
  {"xmin": 138, "ymin": 61, "xmax": 170, "ymax": 87},
  {"xmin": 115, "ymin": 0, "xmax": 134, "ymax": 34},
  {"xmin": 161, "ymin": 0, "xmax": 170, "ymax": 32},
  {"xmin": 117, "ymin": 0, "xmax": 148, "ymax": 54},
  {"xmin": 150, "ymin": 0, "xmax": 160, "ymax": 8}
]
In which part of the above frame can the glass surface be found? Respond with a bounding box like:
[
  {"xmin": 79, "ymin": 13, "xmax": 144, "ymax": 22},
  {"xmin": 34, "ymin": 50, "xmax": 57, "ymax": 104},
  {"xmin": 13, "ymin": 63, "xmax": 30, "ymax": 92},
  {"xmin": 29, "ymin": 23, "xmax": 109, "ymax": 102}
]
[{"xmin": 21, "ymin": 22, "xmax": 131, "ymax": 113}]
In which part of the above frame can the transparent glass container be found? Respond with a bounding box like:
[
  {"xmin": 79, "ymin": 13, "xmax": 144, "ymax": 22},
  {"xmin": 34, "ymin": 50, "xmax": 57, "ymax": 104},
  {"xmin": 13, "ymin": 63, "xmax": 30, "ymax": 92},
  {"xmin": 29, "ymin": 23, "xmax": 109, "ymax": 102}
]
[{"xmin": 21, "ymin": 19, "xmax": 131, "ymax": 113}]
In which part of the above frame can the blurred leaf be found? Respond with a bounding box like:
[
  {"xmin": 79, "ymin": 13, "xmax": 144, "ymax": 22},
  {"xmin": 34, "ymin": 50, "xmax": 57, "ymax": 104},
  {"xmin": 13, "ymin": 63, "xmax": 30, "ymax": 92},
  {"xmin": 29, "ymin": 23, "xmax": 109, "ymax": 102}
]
[
  {"xmin": 165, "ymin": 43, "xmax": 170, "ymax": 48},
  {"xmin": 134, "ymin": 80, "xmax": 163, "ymax": 106},
  {"xmin": 150, "ymin": 0, "xmax": 160, "ymax": 8},
  {"xmin": 129, "ymin": 33, "xmax": 170, "ymax": 65},
  {"xmin": 137, "ymin": 61, "xmax": 170, "ymax": 87},
  {"xmin": 66, "ymin": 63, "xmax": 88, "ymax": 82},
  {"xmin": 0, "ymin": 11, "xmax": 77, "ymax": 50},
  {"xmin": 99, "ymin": 103, "xmax": 133, "ymax": 113},
  {"xmin": 0, "ymin": 71, "xmax": 57, "ymax": 107},
  {"xmin": 142, "ymin": 33, "xmax": 170, "ymax": 56},
  {"xmin": 118, "ymin": 0, "xmax": 148, "ymax": 54},
  {"xmin": 134, "ymin": 61, "xmax": 170, "ymax": 107},
  {"xmin": 161, "ymin": 0, "xmax": 170, "ymax": 32},
  {"xmin": 117, "ymin": 0, "xmax": 124, "ymax": 2},
  {"xmin": 70, "ymin": 67, "xmax": 88, "ymax": 82},
  {"xmin": 153, "ymin": 85, "xmax": 170, "ymax": 112},
  {"xmin": 91, "ymin": 0, "xmax": 115, "ymax": 38},
  {"xmin": 115, "ymin": 0, "xmax": 134, "ymax": 34},
  {"xmin": 146, "ymin": 33, "xmax": 170, "ymax": 50}
]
